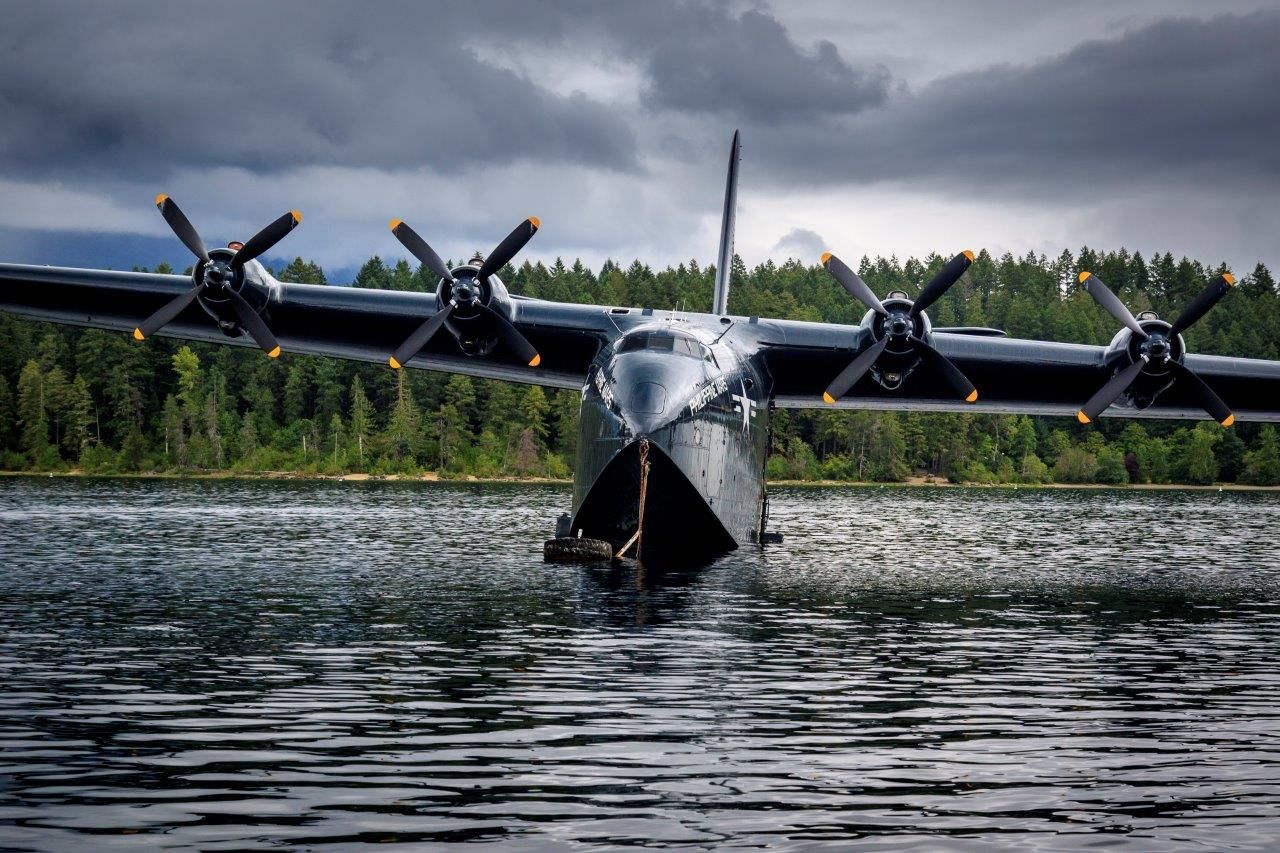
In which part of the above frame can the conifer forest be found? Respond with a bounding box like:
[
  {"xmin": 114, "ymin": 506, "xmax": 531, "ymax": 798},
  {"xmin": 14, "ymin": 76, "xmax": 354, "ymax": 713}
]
[{"xmin": 3, "ymin": 248, "xmax": 1279, "ymax": 486}]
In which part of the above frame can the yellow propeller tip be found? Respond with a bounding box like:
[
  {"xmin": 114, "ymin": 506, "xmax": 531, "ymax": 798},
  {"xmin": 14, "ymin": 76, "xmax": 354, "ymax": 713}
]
[
  {"xmin": 822, "ymin": 392, "xmax": 836, "ymax": 405},
  {"xmin": 962, "ymin": 249, "xmax": 975, "ymax": 262},
  {"xmin": 389, "ymin": 218, "xmax": 403, "ymax": 232},
  {"xmin": 388, "ymin": 357, "xmax": 402, "ymax": 370},
  {"xmin": 132, "ymin": 328, "xmax": 145, "ymax": 341},
  {"xmin": 267, "ymin": 346, "xmax": 282, "ymax": 359},
  {"xmin": 528, "ymin": 354, "xmax": 542, "ymax": 368},
  {"xmin": 154, "ymin": 194, "xmax": 168, "ymax": 207},
  {"xmin": 528, "ymin": 216, "xmax": 541, "ymax": 229},
  {"xmin": 1223, "ymin": 273, "xmax": 1236, "ymax": 287},
  {"xmin": 965, "ymin": 389, "xmax": 978, "ymax": 403},
  {"xmin": 1076, "ymin": 410, "xmax": 1091, "ymax": 424},
  {"xmin": 820, "ymin": 252, "xmax": 832, "ymax": 266},
  {"xmin": 1222, "ymin": 414, "xmax": 1236, "ymax": 427},
  {"xmin": 1078, "ymin": 271, "xmax": 1091, "ymax": 283},
  {"xmin": 289, "ymin": 210, "xmax": 303, "ymax": 225}
]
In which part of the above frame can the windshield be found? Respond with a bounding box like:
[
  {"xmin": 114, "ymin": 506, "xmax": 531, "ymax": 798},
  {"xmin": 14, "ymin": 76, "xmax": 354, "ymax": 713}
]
[{"xmin": 617, "ymin": 332, "xmax": 713, "ymax": 362}]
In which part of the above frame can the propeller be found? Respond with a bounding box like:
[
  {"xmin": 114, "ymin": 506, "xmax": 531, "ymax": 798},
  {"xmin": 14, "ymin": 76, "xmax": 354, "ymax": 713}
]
[
  {"xmin": 386, "ymin": 217, "xmax": 542, "ymax": 370},
  {"xmin": 820, "ymin": 250, "xmax": 978, "ymax": 404},
  {"xmin": 134, "ymin": 196, "xmax": 301, "ymax": 357},
  {"xmin": 1076, "ymin": 271, "xmax": 1236, "ymax": 426}
]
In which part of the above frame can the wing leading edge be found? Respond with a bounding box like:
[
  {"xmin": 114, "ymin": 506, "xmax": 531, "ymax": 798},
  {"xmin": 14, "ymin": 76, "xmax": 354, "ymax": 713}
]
[
  {"xmin": 754, "ymin": 317, "xmax": 1280, "ymax": 423},
  {"xmin": 0, "ymin": 263, "xmax": 607, "ymax": 391}
]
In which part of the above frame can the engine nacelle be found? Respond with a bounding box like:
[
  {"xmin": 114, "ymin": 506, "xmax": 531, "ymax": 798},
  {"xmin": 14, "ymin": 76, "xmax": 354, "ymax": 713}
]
[
  {"xmin": 1101, "ymin": 314, "xmax": 1185, "ymax": 409},
  {"xmin": 858, "ymin": 291, "xmax": 935, "ymax": 391},
  {"xmin": 434, "ymin": 262, "xmax": 515, "ymax": 357},
  {"xmin": 194, "ymin": 247, "xmax": 276, "ymax": 340}
]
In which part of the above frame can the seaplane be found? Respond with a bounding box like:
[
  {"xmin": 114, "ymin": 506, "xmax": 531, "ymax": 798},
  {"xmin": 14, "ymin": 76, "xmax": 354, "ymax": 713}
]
[{"xmin": 3, "ymin": 132, "xmax": 1279, "ymax": 561}]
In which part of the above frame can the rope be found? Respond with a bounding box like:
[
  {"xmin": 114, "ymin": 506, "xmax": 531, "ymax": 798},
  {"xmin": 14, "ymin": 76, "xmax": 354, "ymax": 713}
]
[{"xmin": 616, "ymin": 439, "xmax": 651, "ymax": 560}]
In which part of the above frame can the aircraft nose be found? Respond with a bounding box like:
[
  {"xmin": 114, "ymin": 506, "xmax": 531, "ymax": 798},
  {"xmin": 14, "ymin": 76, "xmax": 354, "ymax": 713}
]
[{"xmin": 620, "ymin": 381, "xmax": 671, "ymax": 435}]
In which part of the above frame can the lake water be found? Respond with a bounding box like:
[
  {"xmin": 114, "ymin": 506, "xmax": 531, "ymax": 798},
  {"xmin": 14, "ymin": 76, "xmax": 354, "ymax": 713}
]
[{"xmin": 1, "ymin": 479, "xmax": 1279, "ymax": 850}]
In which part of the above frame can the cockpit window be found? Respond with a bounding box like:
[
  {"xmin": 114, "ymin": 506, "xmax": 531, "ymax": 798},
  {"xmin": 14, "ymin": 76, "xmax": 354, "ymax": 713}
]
[{"xmin": 618, "ymin": 332, "xmax": 713, "ymax": 361}]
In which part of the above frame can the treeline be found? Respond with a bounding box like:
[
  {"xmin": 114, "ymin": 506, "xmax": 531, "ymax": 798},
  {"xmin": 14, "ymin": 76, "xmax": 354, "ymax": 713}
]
[{"xmin": 1, "ymin": 248, "xmax": 1279, "ymax": 486}]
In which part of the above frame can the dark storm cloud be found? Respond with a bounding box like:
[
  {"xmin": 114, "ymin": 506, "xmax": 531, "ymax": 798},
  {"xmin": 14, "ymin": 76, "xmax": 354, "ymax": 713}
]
[
  {"xmin": 0, "ymin": 0, "xmax": 898, "ymax": 184},
  {"xmin": 0, "ymin": 1, "xmax": 638, "ymax": 180},
  {"xmin": 635, "ymin": 8, "xmax": 891, "ymax": 119},
  {"xmin": 748, "ymin": 12, "xmax": 1280, "ymax": 194}
]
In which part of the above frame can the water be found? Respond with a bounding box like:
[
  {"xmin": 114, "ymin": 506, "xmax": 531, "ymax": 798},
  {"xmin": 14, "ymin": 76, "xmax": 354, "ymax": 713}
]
[{"xmin": 1, "ymin": 479, "xmax": 1279, "ymax": 850}]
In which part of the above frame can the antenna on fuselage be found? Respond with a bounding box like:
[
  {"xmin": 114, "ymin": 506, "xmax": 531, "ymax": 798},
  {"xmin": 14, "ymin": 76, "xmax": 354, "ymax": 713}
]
[{"xmin": 712, "ymin": 130, "xmax": 740, "ymax": 316}]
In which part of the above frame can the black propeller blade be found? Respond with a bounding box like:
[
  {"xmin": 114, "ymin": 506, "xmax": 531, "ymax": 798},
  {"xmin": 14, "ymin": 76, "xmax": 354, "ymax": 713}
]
[
  {"xmin": 821, "ymin": 252, "xmax": 886, "ymax": 317},
  {"xmin": 134, "ymin": 285, "xmax": 201, "ymax": 341},
  {"xmin": 1170, "ymin": 273, "xmax": 1235, "ymax": 337},
  {"xmin": 478, "ymin": 217, "xmax": 540, "ymax": 282},
  {"xmin": 386, "ymin": 217, "xmax": 541, "ymax": 370},
  {"xmin": 389, "ymin": 305, "xmax": 455, "ymax": 371},
  {"xmin": 1076, "ymin": 357, "xmax": 1148, "ymax": 424},
  {"xmin": 1077, "ymin": 271, "xmax": 1235, "ymax": 426},
  {"xmin": 1079, "ymin": 272, "xmax": 1148, "ymax": 340},
  {"xmin": 822, "ymin": 337, "xmax": 889, "ymax": 404},
  {"xmin": 485, "ymin": 306, "xmax": 540, "ymax": 366},
  {"xmin": 820, "ymin": 250, "xmax": 977, "ymax": 404},
  {"xmin": 134, "ymin": 195, "xmax": 300, "ymax": 358},
  {"xmin": 912, "ymin": 250, "xmax": 974, "ymax": 319},
  {"xmin": 227, "ymin": 288, "xmax": 282, "ymax": 357},
  {"xmin": 155, "ymin": 195, "xmax": 208, "ymax": 262},
  {"xmin": 234, "ymin": 210, "xmax": 302, "ymax": 267},
  {"xmin": 390, "ymin": 219, "xmax": 455, "ymax": 283},
  {"xmin": 1168, "ymin": 360, "xmax": 1233, "ymax": 426},
  {"xmin": 910, "ymin": 336, "xmax": 978, "ymax": 402}
]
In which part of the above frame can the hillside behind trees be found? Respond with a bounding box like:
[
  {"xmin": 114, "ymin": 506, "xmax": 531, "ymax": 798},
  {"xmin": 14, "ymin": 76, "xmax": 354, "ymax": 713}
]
[{"xmin": 2, "ymin": 248, "xmax": 1279, "ymax": 486}]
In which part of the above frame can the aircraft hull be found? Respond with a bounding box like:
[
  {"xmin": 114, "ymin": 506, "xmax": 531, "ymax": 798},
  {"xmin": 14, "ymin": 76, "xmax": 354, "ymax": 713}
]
[{"xmin": 570, "ymin": 340, "xmax": 769, "ymax": 559}]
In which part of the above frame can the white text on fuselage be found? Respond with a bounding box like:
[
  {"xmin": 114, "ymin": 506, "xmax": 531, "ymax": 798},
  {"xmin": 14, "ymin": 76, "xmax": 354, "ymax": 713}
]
[
  {"xmin": 593, "ymin": 369, "xmax": 616, "ymax": 409},
  {"xmin": 688, "ymin": 376, "xmax": 728, "ymax": 414}
]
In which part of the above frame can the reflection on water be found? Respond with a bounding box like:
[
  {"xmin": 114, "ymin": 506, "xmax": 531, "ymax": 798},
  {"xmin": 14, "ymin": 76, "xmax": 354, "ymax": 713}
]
[{"xmin": 2, "ymin": 479, "xmax": 1280, "ymax": 849}]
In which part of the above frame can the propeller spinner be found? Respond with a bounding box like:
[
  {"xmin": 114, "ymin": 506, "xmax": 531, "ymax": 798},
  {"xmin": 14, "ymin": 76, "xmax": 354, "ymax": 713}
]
[
  {"xmin": 1076, "ymin": 271, "xmax": 1236, "ymax": 426},
  {"xmin": 820, "ymin": 250, "xmax": 979, "ymax": 404},
  {"xmin": 386, "ymin": 217, "xmax": 542, "ymax": 370},
  {"xmin": 134, "ymin": 196, "xmax": 301, "ymax": 357}
]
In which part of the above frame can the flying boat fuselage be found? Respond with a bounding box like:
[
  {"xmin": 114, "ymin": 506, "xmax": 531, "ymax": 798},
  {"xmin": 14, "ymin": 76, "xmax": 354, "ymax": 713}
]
[{"xmin": 570, "ymin": 324, "xmax": 769, "ymax": 558}]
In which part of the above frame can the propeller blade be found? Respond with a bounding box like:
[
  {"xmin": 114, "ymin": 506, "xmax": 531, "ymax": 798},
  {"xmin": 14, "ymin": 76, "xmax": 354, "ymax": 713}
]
[
  {"xmin": 234, "ymin": 210, "xmax": 302, "ymax": 267},
  {"xmin": 822, "ymin": 336, "xmax": 890, "ymax": 404},
  {"xmin": 1076, "ymin": 357, "xmax": 1148, "ymax": 424},
  {"xmin": 477, "ymin": 217, "xmax": 540, "ymax": 281},
  {"xmin": 227, "ymin": 288, "xmax": 282, "ymax": 358},
  {"xmin": 911, "ymin": 250, "xmax": 974, "ymax": 318},
  {"xmin": 389, "ymin": 304, "xmax": 454, "ymax": 370},
  {"xmin": 389, "ymin": 219, "xmax": 455, "ymax": 283},
  {"xmin": 909, "ymin": 336, "xmax": 978, "ymax": 402},
  {"xmin": 482, "ymin": 305, "xmax": 541, "ymax": 367},
  {"xmin": 1079, "ymin": 272, "xmax": 1148, "ymax": 340},
  {"xmin": 133, "ymin": 285, "xmax": 201, "ymax": 340},
  {"xmin": 1167, "ymin": 360, "xmax": 1234, "ymax": 426},
  {"xmin": 821, "ymin": 252, "xmax": 886, "ymax": 316},
  {"xmin": 1169, "ymin": 273, "xmax": 1236, "ymax": 337},
  {"xmin": 155, "ymin": 195, "xmax": 209, "ymax": 262}
]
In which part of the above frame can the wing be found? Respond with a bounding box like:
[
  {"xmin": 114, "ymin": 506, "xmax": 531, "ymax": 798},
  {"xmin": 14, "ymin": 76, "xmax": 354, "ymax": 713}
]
[
  {"xmin": 0, "ymin": 263, "xmax": 611, "ymax": 390},
  {"xmin": 754, "ymin": 317, "xmax": 1280, "ymax": 423}
]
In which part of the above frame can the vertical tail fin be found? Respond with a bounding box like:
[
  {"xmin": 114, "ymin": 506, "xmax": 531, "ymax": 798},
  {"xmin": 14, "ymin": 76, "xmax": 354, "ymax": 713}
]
[{"xmin": 712, "ymin": 130, "xmax": 740, "ymax": 316}]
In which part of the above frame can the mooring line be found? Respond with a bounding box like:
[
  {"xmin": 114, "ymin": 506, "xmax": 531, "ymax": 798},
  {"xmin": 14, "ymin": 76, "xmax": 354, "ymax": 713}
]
[{"xmin": 616, "ymin": 438, "xmax": 651, "ymax": 560}]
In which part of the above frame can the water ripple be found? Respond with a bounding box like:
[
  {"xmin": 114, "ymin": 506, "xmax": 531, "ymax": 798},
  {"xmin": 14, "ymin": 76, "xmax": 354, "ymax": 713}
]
[{"xmin": 1, "ymin": 479, "xmax": 1279, "ymax": 849}]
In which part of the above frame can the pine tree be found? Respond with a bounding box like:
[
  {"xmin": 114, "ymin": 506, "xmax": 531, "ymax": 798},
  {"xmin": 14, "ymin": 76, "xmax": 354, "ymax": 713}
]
[
  {"xmin": 349, "ymin": 375, "xmax": 372, "ymax": 467},
  {"xmin": 387, "ymin": 369, "xmax": 420, "ymax": 465},
  {"xmin": 16, "ymin": 360, "xmax": 49, "ymax": 461}
]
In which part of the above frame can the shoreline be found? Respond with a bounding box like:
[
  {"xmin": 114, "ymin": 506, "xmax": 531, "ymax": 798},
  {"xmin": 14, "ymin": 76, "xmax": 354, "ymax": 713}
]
[{"xmin": 2, "ymin": 470, "xmax": 1278, "ymax": 491}]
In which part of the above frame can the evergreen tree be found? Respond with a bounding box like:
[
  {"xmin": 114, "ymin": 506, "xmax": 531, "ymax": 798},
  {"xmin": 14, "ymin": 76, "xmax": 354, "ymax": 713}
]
[{"xmin": 1241, "ymin": 425, "xmax": 1280, "ymax": 485}]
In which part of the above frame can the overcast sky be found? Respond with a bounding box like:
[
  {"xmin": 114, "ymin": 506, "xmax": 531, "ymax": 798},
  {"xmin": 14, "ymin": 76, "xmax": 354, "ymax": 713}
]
[{"xmin": 2, "ymin": 0, "xmax": 1278, "ymax": 283}]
